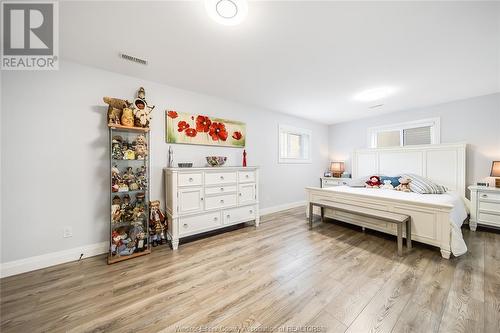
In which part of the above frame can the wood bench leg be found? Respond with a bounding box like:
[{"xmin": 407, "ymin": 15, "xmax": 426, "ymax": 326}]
[
  {"xmin": 397, "ymin": 223, "xmax": 403, "ymax": 256},
  {"xmin": 406, "ymin": 218, "xmax": 412, "ymax": 249},
  {"xmin": 309, "ymin": 203, "xmax": 313, "ymax": 230}
]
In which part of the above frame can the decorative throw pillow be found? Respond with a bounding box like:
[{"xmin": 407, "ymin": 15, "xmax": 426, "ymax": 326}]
[
  {"xmin": 401, "ymin": 173, "xmax": 447, "ymax": 194},
  {"xmin": 380, "ymin": 176, "xmax": 401, "ymax": 187}
]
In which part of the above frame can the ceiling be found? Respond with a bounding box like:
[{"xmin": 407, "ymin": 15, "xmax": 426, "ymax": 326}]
[{"xmin": 60, "ymin": 1, "xmax": 500, "ymax": 124}]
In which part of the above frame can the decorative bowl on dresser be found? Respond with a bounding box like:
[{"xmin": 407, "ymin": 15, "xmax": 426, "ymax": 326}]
[
  {"xmin": 164, "ymin": 166, "xmax": 259, "ymax": 249},
  {"xmin": 468, "ymin": 185, "xmax": 500, "ymax": 231}
]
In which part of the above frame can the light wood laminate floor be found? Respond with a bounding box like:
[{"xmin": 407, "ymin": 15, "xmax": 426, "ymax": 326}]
[{"xmin": 1, "ymin": 207, "xmax": 499, "ymax": 333}]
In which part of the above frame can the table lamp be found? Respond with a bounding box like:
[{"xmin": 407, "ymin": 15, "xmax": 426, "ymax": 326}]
[
  {"xmin": 330, "ymin": 161, "xmax": 345, "ymax": 178},
  {"xmin": 491, "ymin": 161, "xmax": 500, "ymax": 188}
]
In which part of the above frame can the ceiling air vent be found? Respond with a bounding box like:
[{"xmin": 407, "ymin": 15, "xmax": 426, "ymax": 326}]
[{"xmin": 120, "ymin": 53, "xmax": 148, "ymax": 65}]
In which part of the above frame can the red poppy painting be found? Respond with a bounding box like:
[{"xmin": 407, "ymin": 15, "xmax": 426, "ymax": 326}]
[{"xmin": 166, "ymin": 111, "xmax": 245, "ymax": 147}]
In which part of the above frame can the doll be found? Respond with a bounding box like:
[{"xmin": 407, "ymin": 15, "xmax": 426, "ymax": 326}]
[
  {"xmin": 111, "ymin": 165, "xmax": 121, "ymax": 192},
  {"xmin": 111, "ymin": 195, "xmax": 122, "ymax": 223},
  {"xmin": 396, "ymin": 178, "xmax": 412, "ymax": 192},
  {"xmin": 136, "ymin": 166, "xmax": 148, "ymax": 190},
  {"xmin": 135, "ymin": 232, "xmax": 147, "ymax": 252},
  {"xmin": 111, "ymin": 230, "xmax": 123, "ymax": 255},
  {"xmin": 112, "ymin": 136, "xmax": 123, "ymax": 160},
  {"xmin": 121, "ymin": 194, "xmax": 134, "ymax": 222},
  {"xmin": 381, "ymin": 179, "xmax": 394, "ymax": 190},
  {"xmin": 121, "ymin": 108, "xmax": 134, "ymax": 127},
  {"xmin": 365, "ymin": 175, "xmax": 382, "ymax": 188},
  {"xmin": 134, "ymin": 134, "xmax": 148, "ymax": 160},
  {"xmin": 149, "ymin": 200, "xmax": 166, "ymax": 247}
]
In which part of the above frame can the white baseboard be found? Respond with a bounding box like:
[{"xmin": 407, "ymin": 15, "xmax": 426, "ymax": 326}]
[
  {"xmin": 260, "ymin": 201, "xmax": 306, "ymax": 216},
  {"xmin": 0, "ymin": 241, "xmax": 108, "ymax": 278},
  {"xmin": 1, "ymin": 201, "xmax": 306, "ymax": 278}
]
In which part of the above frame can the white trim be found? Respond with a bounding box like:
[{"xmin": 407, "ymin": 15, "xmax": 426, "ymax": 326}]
[
  {"xmin": 0, "ymin": 241, "xmax": 108, "ymax": 278},
  {"xmin": 278, "ymin": 124, "xmax": 312, "ymax": 164},
  {"xmin": 368, "ymin": 117, "xmax": 441, "ymax": 148},
  {"xmin": 259, "ymin": 201, "xmax": 306, "ymax": 216}
]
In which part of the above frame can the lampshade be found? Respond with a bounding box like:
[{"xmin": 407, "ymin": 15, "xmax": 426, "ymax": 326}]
[
  {"xmin": 330, "ymin": 161, "xmax": 345, "ymax": 173},
  {"xmin": 491, "ymin": 161, "xmax": 500, "ymax": 177}
]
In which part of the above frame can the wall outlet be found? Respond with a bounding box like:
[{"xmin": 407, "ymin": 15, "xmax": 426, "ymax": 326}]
[{"xmin": 63, "ymin": 226, "xmax": 73, "ymax": 238}]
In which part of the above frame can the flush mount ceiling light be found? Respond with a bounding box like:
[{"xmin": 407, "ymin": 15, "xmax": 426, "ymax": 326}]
[
  {"xmin": 353, "ymin": 87, "xmax": 397, "ymax": 102},
  {"xmin": 205, "ymin": 0, "xmax": 248, "ymax": 26}
]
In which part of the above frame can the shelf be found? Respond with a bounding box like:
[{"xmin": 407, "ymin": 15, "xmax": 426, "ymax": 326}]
[
  {"xmin": 108, "ymin": 124, "xmax": 150, "ymax": 132},
  {"xmin": 112, "ymin": 159, "xmax": 147, "ymax": 162},
  {"xmin": 107, "ymin": 249, "xmax": 151, "ymax": 264},
  {"xmin": 111, "ymin": 190, "xmax": 148, "ymax": 195}
]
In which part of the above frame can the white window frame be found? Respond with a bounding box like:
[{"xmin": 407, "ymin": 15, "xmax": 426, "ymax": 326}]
[
  {"xmin": 368, "ymin": 117, "xmax": 441, "ymax": 148},
  {"xmin": 278, "ymin": 124, "xmax": 312, "ymax": 164}
]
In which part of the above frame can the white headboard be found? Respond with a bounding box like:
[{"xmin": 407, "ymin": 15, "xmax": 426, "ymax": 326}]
[{"xmin": 352, "ymin": 143, "xmax": 467, "ymax": 199}]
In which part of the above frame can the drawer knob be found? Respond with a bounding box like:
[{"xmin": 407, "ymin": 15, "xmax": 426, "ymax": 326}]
[
  {"xmin": 200, "ymin": 197, "xmax": 204, "ymax": 201},
  {"xmin": 220, "ymin": 176, "xmax": 224, "ymax": 180},
  {"xmin": 481, "ymin": 194, "xmax": 488, "ymax": 198},
  {"xmin": 239, "ymin": 193, "xmax": 242, "ymax": 196},
  {"xmin": 220, "ymin": 199, "xmax": 224, "ymax": 203},
  {"xmin": 249, "ymin": 210, "xmax": 253, "ymax": 213},
  {"xmin": 214, "ymin": 217, "xmax": 218, "ymax": 221},
  {"xmin": 183, "ymin": 223, "xmax": 188, "ymax": 228},
  {"xmin": 189, "ymin": 177, "xmax": 193, "ymax": 182},
  {"xmin": 221, "ymin": 188, "xmax": 224, "ymax": 191},
  {"xmin": 227, "ymin": 215, "xmax": 230, "ymax": 218},
  {"xmin": 246, "ymin": 175, "xmax": 249, "ymax": 178}
]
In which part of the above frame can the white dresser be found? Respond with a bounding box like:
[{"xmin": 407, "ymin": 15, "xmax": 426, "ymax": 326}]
[
  {"xmin": 164, "ymin": 166, "xmax": 259, "ymax": 249},
  {"xmin": 469, "ymin": 186, "xmax": 500, "ymax": 231}
]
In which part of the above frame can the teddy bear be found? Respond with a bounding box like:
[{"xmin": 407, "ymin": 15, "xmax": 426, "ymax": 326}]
[
  {"xmin": 381, "ymin": 179, "xmax": 394, "ymax": 190},
  {"xmin": 134, "ymin": 134, "xmax": 148, "ymax": 160},
  {"xmin": 365, "ymin": 175, "xmax": 382, "ymax": 188},
  {"xmin": 396, "ymin": 177, "xmax": 412, "ymax": 192},
  {"xmin": 103, "ymin": 96, "xmax": 129, "ymax": 125}
]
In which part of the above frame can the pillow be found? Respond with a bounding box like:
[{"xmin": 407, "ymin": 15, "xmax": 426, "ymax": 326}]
[
  {"xmin": 348, "ymin": 176, "xmax": 369, "ymax": 187},
  {"xmin": 380, "ymin": 176, "xmax": 401, "ymax": 187},
  {"xmin": 401, "ymin": 173, "xmax": 447, "ymax": 194}
]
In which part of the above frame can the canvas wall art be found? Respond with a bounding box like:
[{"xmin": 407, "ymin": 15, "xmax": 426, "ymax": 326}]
[{"xmin": 166, "ymin": 111, "xmax": 246, "ymax": 147}]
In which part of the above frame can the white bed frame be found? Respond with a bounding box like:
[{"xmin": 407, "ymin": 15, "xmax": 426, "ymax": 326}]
[{"xmin": 306, "ymin": 143, "xmax": 467, "ymax": 259}]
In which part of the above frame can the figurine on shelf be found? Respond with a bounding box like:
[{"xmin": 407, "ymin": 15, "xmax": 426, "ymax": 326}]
[
  {"xmin": 111, "ymin": 195, "xmax": 122, "ymax": 224},
  {"xmin": 135, "ymin": 192, "xmax": 146, "ymax": 209},
  {"xmin": 121, "ymin": 194, "xmax": 134, "ymax": 222},
  {"xmin": 149, "ymin": 200, "xmax": 166, "ymax": 247},
  {"xmin": 118, "ymin": 229, "xmax": 135, "ymax": 256},
  {"xmin": 112, "ymin": 166, "xmax": 121, "ymax": 192},
  {"xmin": 135, "ymin": 134, "xmax": 148, "ymax": 160},
  {"xmin": 132, "ymin": 87, "xmax": 155, "ymax": 128},
  {"xmin": 243, "ymin": 149, "xmax": 247, "ymax": 167},
  {"xmin": 112, "ymin": 136, "xmax": 124, "ymax": 160},
  {"xmin": 129, "ymin": 220, "xmax": 144, "ymax": 241},
  {"xmin": 111, "ymin": 230, "xmax": 123, "ymax": 255},
  {"xmin": 136, "ymin": 166, "xmax": 148, "ymax": 190},
  {"xmin": 135, "ymin": 232, "xmax": 147, "ymax": 252},
  {"xmin": 118, "ymin": 180, "xmax": 129, "ymax": 192},
  {"xmin": 103, "ymin": 97, "xmax": 129, "ymax": 125},
  {"xmin": 168, "ymin": 146, "xmax": 174, "ymax": 167},
  {"xmin": 121, "ymin": 108, "xmax": 134, "ymax": 127},
  {"xmin": 122, "ymin": 141, "xmax": 136, "ymax": 160}
]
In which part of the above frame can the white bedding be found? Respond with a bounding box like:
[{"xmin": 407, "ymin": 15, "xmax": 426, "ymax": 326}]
[{"xmin": 321, "ymin": 186, "xmax": 469, "ymax": 256}]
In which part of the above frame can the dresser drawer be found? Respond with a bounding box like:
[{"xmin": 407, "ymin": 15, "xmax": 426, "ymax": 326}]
[
  {"xmin": 223, "ymin": 205, "xmax": 257, "ymax": 225},
  {"xmin": 205, "ymin": 194, "xmax": 237, "ymax": 210},
  {"xmin": 479, "ymin": 201, "xmax": 500, "ymax": 213},
  {"xmin": 205, "ymin": 172, "xmax": 237, "ymax": 185},
  {"xmin": 238, "ymin": 170, "xmax": 256, "ymax": 183},
  {"xmin": 178, "ymin": 173, "xmax": 203, "ymax": 187},
  {"xmin": 179, "ymin": 212, "xmax": 222, "ymax": 236},
  {"xmin": 479, "ymin": 212, "xmax": 500, "ymax": 227},
  {"xmin": 205, "ymin": 185, "xmax": 237, "ymax": 196},
  {"xmin": 479, "ymin": 192, "xmax": 500, "ymax": 203}
]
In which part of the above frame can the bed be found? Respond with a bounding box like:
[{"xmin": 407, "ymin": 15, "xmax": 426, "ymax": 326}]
[{"xmin": 306, "ymin": 143, "xmax": 468, "ymax": 259}]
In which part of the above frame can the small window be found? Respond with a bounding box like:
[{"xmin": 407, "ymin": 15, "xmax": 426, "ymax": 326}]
[
  {"xmin": 279, "ymin": 125, "xmax": 311, "ymax": 163},
  {"xmin": 369, "ymin": 118, "xmax": 440, "ymax": 148}
]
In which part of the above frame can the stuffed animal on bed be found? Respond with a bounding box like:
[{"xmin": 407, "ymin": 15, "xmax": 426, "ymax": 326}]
[
  {"xmin": 365, "ymin": 175, "xmax": 382, "ymax": 188},
  {"xmin": 396, "ymin": 177, "xmax": 411, "ymax": 192},
  {"xmin": 381, "ymin": 179, "xmax": 394, "ymax": 190}
]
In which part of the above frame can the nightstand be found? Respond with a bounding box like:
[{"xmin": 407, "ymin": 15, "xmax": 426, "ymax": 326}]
[
  {"xmin": 320, "ymin": 177, "xmax": 348, "ymax": 188},
  {"xmin": 468, "ymin": 186, "xmax": 500, "ymax": 231}
]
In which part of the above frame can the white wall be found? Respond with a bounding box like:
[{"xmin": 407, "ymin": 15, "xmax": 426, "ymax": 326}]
[
  {"xmin": 329, "ymin": 93, "xmax": 500, "ymax": 188},
  {"xmin": 1, "ymin": 61, "xmax": 329, "ymax": 265}
]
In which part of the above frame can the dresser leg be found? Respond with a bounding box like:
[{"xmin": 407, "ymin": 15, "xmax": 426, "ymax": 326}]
[
  {"xmin": 469, "ymin": 220, "xmax": 477, "ymax": 231},
  {"xmin": 255, "ymin": 216, "xmax": 260, "ymax": 227},
  {"xmin": 171, "ymin": 238, "xmax": 179, "ymax": 250}
]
